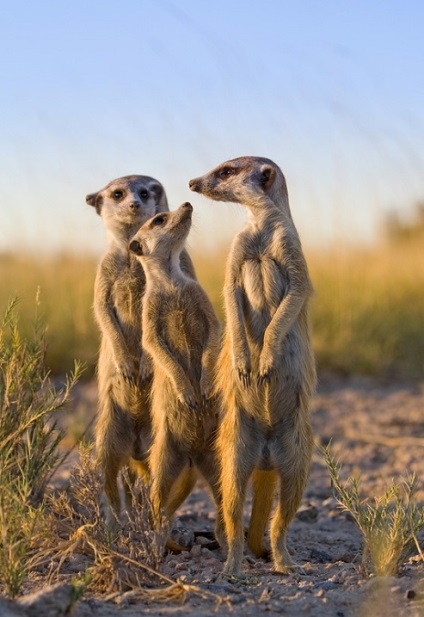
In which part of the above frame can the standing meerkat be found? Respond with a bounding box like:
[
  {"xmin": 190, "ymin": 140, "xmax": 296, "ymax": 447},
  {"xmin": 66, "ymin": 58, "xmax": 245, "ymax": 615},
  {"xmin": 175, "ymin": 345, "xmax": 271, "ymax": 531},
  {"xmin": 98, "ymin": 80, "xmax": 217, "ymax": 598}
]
[
  {"xmin": 129, "ymin": 202, "xmax": 225, "ymax": 544},
  {"xmin": 86, "ymin": 175, "xmax": 196, "ymax": 527},
  {"xmin": 189, "ymin": 156, "xmax": 316, "ymax": 575}
]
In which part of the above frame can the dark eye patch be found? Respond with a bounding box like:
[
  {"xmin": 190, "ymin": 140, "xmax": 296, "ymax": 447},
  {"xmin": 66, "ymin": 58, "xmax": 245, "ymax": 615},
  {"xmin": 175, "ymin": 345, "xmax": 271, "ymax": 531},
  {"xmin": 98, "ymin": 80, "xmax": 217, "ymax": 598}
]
[
  {"xmin": 219, "ymin": 167, "xmax": 234, "ymax": 178},
  {"xmin": 112, "ymin": 189, "xmax": 124, "ymax": 200},
  {"xmin": 152, "ymin": 215, "xmax": 165, "ymax": 226},
  {"xmin": 139, "ymin": 189, "xmax": 149, "ymax": 200},
  {"xmin": 149, "ymin": 183, "xmax": 163, "ymax": 202}
]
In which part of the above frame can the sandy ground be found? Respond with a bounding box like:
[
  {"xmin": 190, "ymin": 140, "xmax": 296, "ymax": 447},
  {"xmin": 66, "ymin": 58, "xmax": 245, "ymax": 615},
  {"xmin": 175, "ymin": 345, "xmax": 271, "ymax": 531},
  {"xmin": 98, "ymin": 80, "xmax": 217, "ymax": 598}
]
[{"xmin": 14, "ymin": 376, "xmax": 424, "ymax": 616}]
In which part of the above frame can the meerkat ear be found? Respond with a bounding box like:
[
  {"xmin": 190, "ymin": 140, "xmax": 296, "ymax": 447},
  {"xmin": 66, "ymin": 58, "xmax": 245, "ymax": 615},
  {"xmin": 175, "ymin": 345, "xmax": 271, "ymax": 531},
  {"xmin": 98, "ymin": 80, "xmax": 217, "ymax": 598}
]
[
  {"xmin": 129, "ymin": 239, "xmax": 143, "ymax": 256},
  {"xmin": 151, "ymin": 182, "xmax": 169, "ymax": 211},
  {"xmin": 259, "ymin": 166, "xmax": 276, "ymax": 192},
  {"xmin": 150, "ymin": 183, "xmax": 162, "ymax": 201},
  {"xmin": 86, "ymin": 192, "xmax": 103, "ymax": 216}
]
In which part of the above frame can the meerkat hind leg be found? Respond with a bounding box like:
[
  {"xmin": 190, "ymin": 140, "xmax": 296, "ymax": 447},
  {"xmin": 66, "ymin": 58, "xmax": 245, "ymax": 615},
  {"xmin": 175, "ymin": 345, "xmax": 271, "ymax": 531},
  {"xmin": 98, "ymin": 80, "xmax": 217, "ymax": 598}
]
[
  {"xmin": 165, "ymin": 464, "xmax": 198, "ymax": 517},
  {"xmin": 102, "ymin": 454, "xmax": 124, "ymax": 531},
  {"xmin": 247, "ymin": 469, "xmax": 278, "ymax": 559},
  {"xmin": 123, "ymin": 458, "xmax": 151, "ymax": 512},
  {"xmin": 149, "ymin": 434, "xmax": 187, "ymax": 529},
  {"xmin": 270, "ymin": 432, "xmax": 312, "ymax": 573},
  {"xmin": 220, "ymin": 439, "xmax": 256, "ymax": 575},
  {"xmin": 195, "ymin": 452, "xmax": 226, "ymax": 550}
]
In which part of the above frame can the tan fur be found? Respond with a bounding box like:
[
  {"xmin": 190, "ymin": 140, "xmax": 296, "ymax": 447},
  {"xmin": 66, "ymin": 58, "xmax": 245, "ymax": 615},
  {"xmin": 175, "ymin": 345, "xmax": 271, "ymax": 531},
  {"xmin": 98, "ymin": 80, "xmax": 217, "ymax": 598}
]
[
  {"xmin": 86, "ymin": 175, "xmax": 196, "ymax": 527},
  {"xmin": 129, "ymin": 203, "xmax": 225, "ymax": 545},
  {"xmin": 189, "ymin": 157, "xmax": 316, "ymax": 574}
]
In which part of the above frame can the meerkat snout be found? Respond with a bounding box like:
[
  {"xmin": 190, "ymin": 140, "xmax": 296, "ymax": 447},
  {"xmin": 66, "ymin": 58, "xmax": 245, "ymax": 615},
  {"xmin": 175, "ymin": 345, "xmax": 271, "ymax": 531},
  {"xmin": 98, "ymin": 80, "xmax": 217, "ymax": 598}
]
[
  {"xmin": 129, "ymin": 240, "xmax": 143, "ymax": 255},
  {"xmin": 188, "ymin": 178, "xmax": 200, "ymax": 192},
  {"xmin": 181, "ymin": 201, "xmax": 193, "ymax": 212}
]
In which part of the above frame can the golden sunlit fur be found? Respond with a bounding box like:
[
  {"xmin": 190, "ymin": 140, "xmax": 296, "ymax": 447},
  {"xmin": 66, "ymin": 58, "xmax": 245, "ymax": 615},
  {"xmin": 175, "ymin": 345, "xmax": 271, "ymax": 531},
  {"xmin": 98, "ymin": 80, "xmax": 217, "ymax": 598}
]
[
  {"xmin": 190, "ymin": 156, "xmax": 316, "ymax": 574},
  {"xmin": 129, "ymin": 203, "xmax": 225, "ymax": 544},
  {"xmin": 87, "ymin": 176, "xmax": 196, "ymax": 527}
]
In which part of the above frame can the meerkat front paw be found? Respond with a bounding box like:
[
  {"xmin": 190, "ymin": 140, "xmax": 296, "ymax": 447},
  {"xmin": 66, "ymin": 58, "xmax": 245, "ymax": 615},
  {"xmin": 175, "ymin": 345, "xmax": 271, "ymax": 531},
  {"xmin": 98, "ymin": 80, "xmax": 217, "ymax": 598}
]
[
  {"xmin": 115, "ymin": 357, "xmax": 136, "ymax": 384},
  {"xmin": 138, "ymin": 353, "xmax": 153, "ymax": 386},
  {"xmin": 200, "ymin": 373, "xmax": 214, "ymax": 405},
  {"xmin": 177, "ymin": 385, "xmax": 199, "ymax": 412},
  {"xmin": 257, "ymin": 365, "xmax": 274, "ymax": 386},
  {"xmin": 257, "ymin": 352, "xmax": 275, "ymax": 386},
  {"xmin": 233, "ymin": 353, "xmax": 251, "ymax": 388}
]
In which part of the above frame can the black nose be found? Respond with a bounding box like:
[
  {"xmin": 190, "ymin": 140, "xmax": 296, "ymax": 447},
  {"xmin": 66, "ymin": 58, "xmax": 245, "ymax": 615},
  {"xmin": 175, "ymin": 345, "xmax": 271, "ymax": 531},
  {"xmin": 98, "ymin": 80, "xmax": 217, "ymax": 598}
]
[
  {"xmin": 189, "ymin": 178, "xmax": 200, "ymax": 192},
  {"xmin": 129, "ymin": 240, "xmax": 143, "ymax": 255},
  {"xmin": 130, "ymin": 202, "xmax": 140, "ymax": 210}
]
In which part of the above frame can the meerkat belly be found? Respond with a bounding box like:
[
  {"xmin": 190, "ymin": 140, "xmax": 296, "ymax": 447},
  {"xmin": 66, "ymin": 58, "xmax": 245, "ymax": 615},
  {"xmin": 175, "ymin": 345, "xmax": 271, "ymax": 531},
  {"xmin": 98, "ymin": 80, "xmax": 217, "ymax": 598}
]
[
  {"xmin": 112, "ymin": 274, "xmax": 144, "ymax": 357},
  {"xmin": 241, "ymin": 257, "xmax": 288, "ymax": 348},
  {"xmin": 255, "ymin": 440, "xmax": 274, "ymax": 471},
  {"xmin": 163, "ymin": 308, "xmax": 205, "ymax": 377},
  {"xmin": 248, "ymin": 423, "xmax": 280, "ymax": 471},
  {"xmin": 156, "ymin": 377, "xmax": 211, "ymax": 450}
]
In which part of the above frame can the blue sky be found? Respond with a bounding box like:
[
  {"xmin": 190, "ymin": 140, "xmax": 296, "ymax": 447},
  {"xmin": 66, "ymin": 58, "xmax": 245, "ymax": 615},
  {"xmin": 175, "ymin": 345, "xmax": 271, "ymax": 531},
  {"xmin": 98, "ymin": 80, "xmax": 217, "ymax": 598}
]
[{"xmin": 1, "ymin": 1, "xmax": 423, "ymax": 254}]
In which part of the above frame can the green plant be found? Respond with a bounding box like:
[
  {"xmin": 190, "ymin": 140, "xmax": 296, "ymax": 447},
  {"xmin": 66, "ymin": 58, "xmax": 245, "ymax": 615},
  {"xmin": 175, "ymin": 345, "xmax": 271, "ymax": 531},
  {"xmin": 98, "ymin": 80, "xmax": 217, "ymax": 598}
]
[
  {"xmin": 0, "ymin": 298, "xmax": 82, "ymax": 596},
  {"xmin": 323, "ymin": 444, "xmax": 424, "ymax": 577}
]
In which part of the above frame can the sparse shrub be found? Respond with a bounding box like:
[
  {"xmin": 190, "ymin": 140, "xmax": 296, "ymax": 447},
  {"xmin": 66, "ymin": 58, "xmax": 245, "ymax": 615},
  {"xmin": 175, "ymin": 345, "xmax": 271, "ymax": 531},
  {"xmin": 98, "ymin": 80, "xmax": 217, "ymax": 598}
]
[
  {"xmin": 0, "ymin": 298, "xmax": 82, "ymax": 596},
  {"xmin": 45, "ymin": 447, "xmax": 225, "ymax": 605},
  {"xmin": 323, "ymin": 444, "xmax": 424, "ymax": 577},
  {"xmin": 0, "ymin": 299, "xmax": 215, "ymax": 605},
  {"xmin": 47, "ymin": 445, "xmax": 167, "ymax": 594}
]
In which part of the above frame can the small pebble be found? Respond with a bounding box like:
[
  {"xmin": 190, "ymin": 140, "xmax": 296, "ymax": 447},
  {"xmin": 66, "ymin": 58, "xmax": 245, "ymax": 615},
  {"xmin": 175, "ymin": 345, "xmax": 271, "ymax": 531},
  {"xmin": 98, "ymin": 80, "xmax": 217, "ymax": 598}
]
[
  {"xmin": 310, "ymin": 548, "xmax": 332, "ymax": 563},
  {"xmin": 195, "ymin": 535, "xmax": 213, "ymax": 545},
  {"xmin": 313, "ymin": 581, "xmax": 337, "ymax": 591},
  {"xmin": 190, "ymin": 544, "xmax": 202, "ymax": 557},
  {"xmin": 296, "ymin": 504, "xmax": 319, "ymax": 523}
]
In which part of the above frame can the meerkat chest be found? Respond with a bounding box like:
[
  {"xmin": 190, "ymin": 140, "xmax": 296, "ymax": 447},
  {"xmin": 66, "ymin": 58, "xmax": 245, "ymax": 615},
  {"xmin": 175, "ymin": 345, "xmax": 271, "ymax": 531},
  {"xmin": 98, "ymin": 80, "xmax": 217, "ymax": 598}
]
[
  {"xmin": 158, "ymin": 291, "xmax": 206, "ymax": 360},
  {"xmin": 112, "ymin": 263, "xmax": 145, "ymax": 325},
  {"xmin": 240, "ymin": 251, "xmax": 288, "ymax": 313}
]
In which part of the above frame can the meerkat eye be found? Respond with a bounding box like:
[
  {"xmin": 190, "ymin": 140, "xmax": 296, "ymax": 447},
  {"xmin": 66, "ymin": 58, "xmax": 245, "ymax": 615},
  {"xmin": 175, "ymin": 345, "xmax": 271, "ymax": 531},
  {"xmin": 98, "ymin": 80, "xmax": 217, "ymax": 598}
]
[
  {"xmin": 152, "ymin": 216, "xmax": 165, "ymax": 226},
  {"xmin": 219, "ymin": 167, "xmax": 234, "ymax": 178},
  {"xmin": 112, "ymin": 189, "xmax": 124, "ymax": 200},
  {"xmin": 139, "ymin": 189, "xmax": 149, "ymax": 200}
]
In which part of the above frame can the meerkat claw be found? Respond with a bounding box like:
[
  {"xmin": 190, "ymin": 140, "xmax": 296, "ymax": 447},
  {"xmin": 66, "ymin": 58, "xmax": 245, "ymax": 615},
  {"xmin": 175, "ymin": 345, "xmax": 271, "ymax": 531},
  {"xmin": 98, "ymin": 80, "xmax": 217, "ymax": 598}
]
[
  {"xmin": 186, "ymin": 397, "xmax": 199, "ymax": 412},
  {"xmin": 120, "ymin": 371, "xmax": 135, "ymax": 385},
  {"xmin": 257, "ymin": 368, "xmax": 273, "ymax": 386},
  {"xmin": 202, "ymin": 393, "xmax": 211, "ymax": 407},
  {"xmin": 237, "ymin": 369, "xmax": 251, "ymax": 388}
]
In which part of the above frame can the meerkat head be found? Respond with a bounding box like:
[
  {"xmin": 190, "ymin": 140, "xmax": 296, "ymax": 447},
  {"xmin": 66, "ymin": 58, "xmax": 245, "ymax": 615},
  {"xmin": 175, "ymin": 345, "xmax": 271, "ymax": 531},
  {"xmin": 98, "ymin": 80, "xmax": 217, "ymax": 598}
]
[
  {"xmin": 189, "ymin": 156, "xmax": 288, "ymax": 209},
  {"xmin": 129, "ymin": 202, "xmax": 193, "ymax": 262},
  {"xmin": 86, "ymin": 175, "xmax": 169, "ymax": 245}
]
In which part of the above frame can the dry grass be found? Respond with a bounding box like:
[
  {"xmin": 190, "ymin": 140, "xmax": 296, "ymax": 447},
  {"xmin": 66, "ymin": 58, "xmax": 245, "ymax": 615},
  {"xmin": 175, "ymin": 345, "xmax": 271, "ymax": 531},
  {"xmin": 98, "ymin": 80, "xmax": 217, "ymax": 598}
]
[
  {"xmin": 0, "ymin": 253, "xmax": 97, "ymax": 375},
  {"xmin": 0, "ymin": 298, "xmax": 82, "ymax": 596},
  {"xmin": 308, "ymin": 240, "xmax": 424, "ymax": 379},
  {"xmin": 45, "ymin": 447, "xmax": 229, "ymax": 605},
  {"xmin": 0, "ymin": 234, "xmax": 423, "ymax": 381},
  {"xmin": 46, "ymin": 446, "xmax": 168, "ymax": 594}
]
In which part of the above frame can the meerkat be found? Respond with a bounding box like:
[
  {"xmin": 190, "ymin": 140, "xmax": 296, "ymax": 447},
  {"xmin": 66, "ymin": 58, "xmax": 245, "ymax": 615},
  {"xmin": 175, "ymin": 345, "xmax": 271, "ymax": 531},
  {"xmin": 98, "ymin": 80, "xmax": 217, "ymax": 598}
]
[
  {"xmin": 128, "ymin": 202, "xmax": 225, "ymax": 545},
  {"xmin": 86, "ymin": 175, "xmax": 197, "ymax": 527},
  {"xmin": 189, "ymin": 157, "xmax": 316, "ymax": 575}
]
